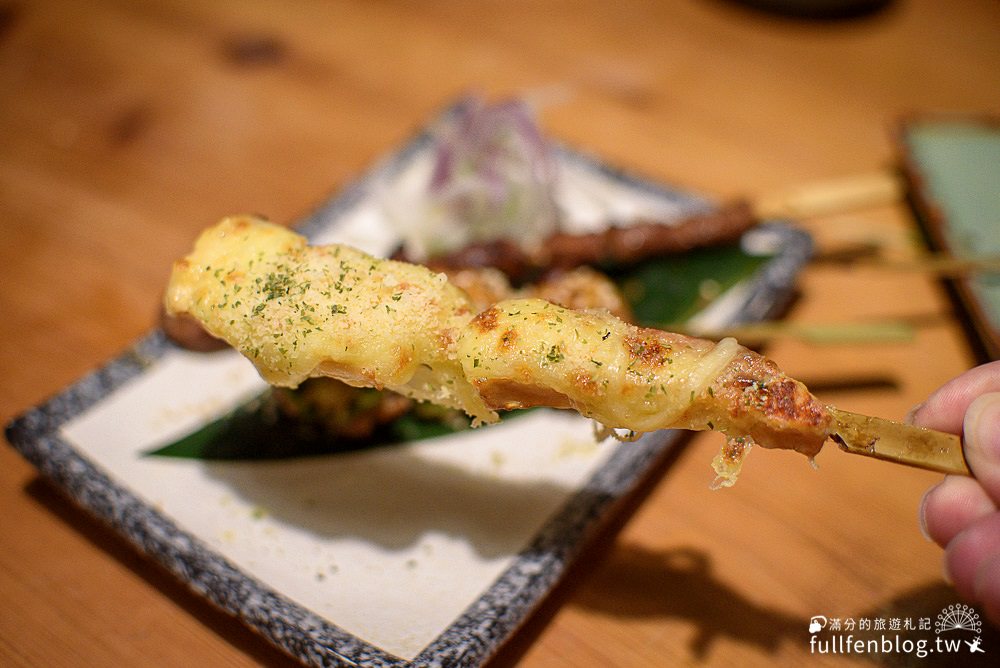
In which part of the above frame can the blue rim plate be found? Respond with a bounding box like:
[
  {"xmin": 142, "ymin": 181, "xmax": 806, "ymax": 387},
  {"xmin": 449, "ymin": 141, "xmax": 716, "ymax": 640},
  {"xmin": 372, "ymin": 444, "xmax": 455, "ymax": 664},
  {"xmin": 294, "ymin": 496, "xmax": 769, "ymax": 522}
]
[{"xmin": 6, "ymin": 101, "xmax": 812, "ymax": 668}]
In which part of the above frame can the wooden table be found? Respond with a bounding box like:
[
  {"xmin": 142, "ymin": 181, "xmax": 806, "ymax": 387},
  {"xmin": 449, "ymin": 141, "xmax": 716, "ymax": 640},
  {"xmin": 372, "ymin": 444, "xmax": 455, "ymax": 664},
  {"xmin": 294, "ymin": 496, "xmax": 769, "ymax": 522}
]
[{"xmin": 3, "ymin": 1, "xmax": 999, "ymax": 665}]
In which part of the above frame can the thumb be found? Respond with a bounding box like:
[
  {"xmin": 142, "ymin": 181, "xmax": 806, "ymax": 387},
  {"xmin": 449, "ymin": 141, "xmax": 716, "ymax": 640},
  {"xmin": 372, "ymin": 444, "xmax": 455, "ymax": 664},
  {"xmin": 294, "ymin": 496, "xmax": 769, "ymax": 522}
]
[{"xmin": 963, "ymin": 392, "xmax": 1000, "ymax": 504}]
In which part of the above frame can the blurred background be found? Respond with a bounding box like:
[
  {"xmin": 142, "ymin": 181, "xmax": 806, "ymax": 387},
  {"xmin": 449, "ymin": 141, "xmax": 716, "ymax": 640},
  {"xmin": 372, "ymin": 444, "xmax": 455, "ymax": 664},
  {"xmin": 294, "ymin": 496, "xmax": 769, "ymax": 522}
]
[{"xmin": 2, "ymin": 1, "xmax": 1000, "ymax": 666}]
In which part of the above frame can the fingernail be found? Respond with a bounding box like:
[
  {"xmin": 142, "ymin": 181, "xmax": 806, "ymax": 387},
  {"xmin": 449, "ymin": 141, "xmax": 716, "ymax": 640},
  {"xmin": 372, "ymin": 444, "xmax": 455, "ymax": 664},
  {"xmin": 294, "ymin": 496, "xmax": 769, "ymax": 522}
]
[
  {"xmin": 918, "ymin": 487, "xmax": 933, "ymax": 541},
  {"xmin": 904, "ymin": 402, "xmax": 925, "ymax": 425},
  {"xmin": 964, "ymin": 392, "xmax": 1000, "ymax": 464}
]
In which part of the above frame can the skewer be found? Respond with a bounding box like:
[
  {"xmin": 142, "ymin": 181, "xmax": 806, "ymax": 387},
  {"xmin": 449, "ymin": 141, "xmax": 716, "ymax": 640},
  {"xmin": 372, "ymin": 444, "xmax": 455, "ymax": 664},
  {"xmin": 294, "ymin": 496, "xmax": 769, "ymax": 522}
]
[{"xmin": 828, "ymin": 408, "xmax": 971, "ymax": 476}]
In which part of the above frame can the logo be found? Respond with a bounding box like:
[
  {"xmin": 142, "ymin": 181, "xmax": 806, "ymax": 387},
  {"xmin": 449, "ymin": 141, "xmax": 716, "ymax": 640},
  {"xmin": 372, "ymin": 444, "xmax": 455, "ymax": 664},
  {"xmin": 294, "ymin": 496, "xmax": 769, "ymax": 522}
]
[
  {"xmin": 807, "ymin": 603, "xmax": 986, "ymax": 658},
  {"xmin": 936, "ymin": 603, "xmax": 982, "ymax": 635},
  {"xmin": 967, "ymin": 637, "xmax": 986, "ymax": 654},
  {"xmin": 809, "ymin": 616, "xmax": 828, "ymax": 634},
  {"xmin": 936, "ymin": 604, "xmax": 984, "ymax": 654}
]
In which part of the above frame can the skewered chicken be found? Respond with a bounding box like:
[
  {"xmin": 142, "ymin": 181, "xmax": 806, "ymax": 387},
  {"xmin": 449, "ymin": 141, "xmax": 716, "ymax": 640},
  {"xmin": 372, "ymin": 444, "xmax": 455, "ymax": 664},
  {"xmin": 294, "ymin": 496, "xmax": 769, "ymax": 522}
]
[{"xmin": 165, "ymin": 216, "xmax": 832, "ymax": 485}]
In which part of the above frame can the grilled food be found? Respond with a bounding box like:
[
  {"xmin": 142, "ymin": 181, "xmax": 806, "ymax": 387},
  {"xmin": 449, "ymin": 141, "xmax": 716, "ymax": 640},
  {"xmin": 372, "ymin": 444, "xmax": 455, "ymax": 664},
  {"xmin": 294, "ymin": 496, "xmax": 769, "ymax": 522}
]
[{"xmin": 165, "ymin": 216, "xmax": 831, "ymax": 485}]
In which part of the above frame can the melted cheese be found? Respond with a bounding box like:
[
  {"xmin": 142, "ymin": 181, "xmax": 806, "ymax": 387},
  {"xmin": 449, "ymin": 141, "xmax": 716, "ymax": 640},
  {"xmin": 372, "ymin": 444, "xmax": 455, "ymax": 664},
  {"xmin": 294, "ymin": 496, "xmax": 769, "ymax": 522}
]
[
  {"xmin": 165, "ymin": 215, "xmax": 496, "ymax": 424},
  {"xmin": 166, "ymin": 217, "xmax": 832, "ymax": 469},
  {"xmin": 458, "ymin": 299, "xmax": 738, "ymax": 432}
]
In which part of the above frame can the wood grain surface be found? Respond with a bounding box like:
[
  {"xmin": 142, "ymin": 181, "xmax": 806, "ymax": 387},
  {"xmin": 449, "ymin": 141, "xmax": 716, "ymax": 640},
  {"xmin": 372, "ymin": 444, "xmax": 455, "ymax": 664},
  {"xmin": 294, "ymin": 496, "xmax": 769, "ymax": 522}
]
[{"xmin": 3, "ymin": 1, "xmax": 999, "ymax": 666}]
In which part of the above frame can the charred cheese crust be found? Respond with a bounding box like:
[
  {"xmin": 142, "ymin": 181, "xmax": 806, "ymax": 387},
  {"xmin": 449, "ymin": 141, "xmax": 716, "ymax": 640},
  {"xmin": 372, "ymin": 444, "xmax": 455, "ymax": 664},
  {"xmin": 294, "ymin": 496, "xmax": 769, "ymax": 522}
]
[
  {"xmin": 459, "ymin": 299, "xmax": 829, "ymax": 458},
  {"xmin": 166, "ymin": 216, "xmax": 832, "ymax": 468}
]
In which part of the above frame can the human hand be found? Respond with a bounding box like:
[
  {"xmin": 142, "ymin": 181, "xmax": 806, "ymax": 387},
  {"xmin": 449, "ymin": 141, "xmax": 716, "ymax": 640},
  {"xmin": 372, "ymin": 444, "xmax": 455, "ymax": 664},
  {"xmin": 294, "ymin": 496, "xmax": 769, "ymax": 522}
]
[{"xmin": 909, "ymin": 361, "xmax": 1000, "ymax": 627}]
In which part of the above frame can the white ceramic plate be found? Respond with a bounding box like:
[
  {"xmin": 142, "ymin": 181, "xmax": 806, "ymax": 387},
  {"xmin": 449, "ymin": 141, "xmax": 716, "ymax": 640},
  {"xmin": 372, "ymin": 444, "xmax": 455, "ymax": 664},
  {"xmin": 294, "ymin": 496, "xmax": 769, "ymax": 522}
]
[{"xmin": 6, "ymin": 101, "xmax": 811, "ymax": 667}]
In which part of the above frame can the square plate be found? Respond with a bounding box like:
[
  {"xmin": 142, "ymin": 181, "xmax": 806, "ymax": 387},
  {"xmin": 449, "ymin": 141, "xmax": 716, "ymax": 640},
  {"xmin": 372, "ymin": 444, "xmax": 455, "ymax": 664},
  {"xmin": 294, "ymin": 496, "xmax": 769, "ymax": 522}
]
[
  {"xmin": 6, "ymin": 102, "xmax": 812, "ymax": 667},
  {"xmin": 897, "ymin": 113, "xmax": 1000, "ymax": 361}
]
